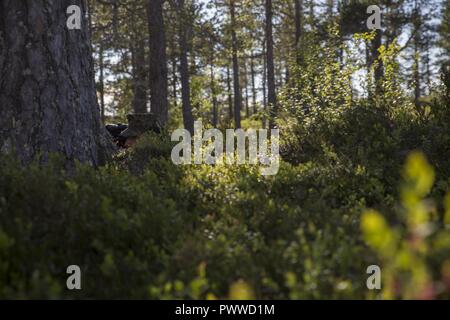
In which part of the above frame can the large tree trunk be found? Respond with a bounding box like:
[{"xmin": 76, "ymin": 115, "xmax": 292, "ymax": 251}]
[
  {"xmin": 266, "ymin": 0, "xmax": 277, "ymax": 128},
  {"xmin": 0, "ymin": 0, "xmax": 112, "ymax": 166},
  {"xmin": 230, "ymin": 0, "xmax": 241, "ymax": 128},
  {"xmin": 147, "ymin": 0, "xmax": 169, "ymax": 125}
]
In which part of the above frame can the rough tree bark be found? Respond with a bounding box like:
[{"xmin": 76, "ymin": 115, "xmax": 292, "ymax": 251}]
[
  {"xmin": 147, "ymin": 0, "xmax": 169, "ymax": 125},
  {"xmin": 0, "ymin": 0, "xmax": 112, "ymax": 165}
]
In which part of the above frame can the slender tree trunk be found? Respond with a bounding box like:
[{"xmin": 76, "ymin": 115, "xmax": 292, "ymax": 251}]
[
  {"xmin": 230, "ymin": 0, "xmax": 241, "ymax": 128},
  {"xmin": 294, "ymin": 0, "xmax": 303, "ymax": 53},
  {"xmin": 209, "ymin": 47, "xmax": 218, "ymax": 127},
  {"xmin": 112, "ymin": 0, "xmax": 119, "ymax": 42},
  {"xmin": 337, "ymin": 0, "xmax": 344, "ymax": 67},
  {"xmin": 99, "ymin": 43, "xmax": 106, "ymax": 122},
  {"xmin": 226, "ymin": 64, "xmax": 233, "ymax": 121},
  {"xmin": 366, "ymin": 27, "xmax": 383, "ymax": 98},
  {"xmin": 250, "ymin": 51, "xmax": 257, "ymax": 114},
  {"xmin": 262, "ymin": 40, "xmax": 267, "ymax": 129},
  {"xmin": 425, "ymin": 38, "xmax": 431, "ymax": 93},
  {"xmin": 413, "ymin": 2, "xmax": 421, "ymax": 107},
  {"xmin": 171, "ymin": 40, "xmax": 178, "ymax": 108},
  {"xmin": 414, "ymin": 40, "xmax": 421, "ymax": 107},
  {"xmin": 0, "ymin": 0, "xmax": 112, "ymax": 165},
  {"xmin": 309, "ymin": 0, "xmax": 316, "ymax": 28},
  {"xmin": 266, "ymin": 0, "xmax": 277, "ymax": 128},
  {"xmin": 177, "ymin": 0, "xmax": 194, "ymax": 134},
  {"xmin": 172, "ymin": 56, "xmax": 178, "ymax": 107},
  {"xmin": 132, "ymin": 41, "xmax": 148, "ymax": 113},
  {"xmin": 366, "ymin": 43, "xmax": 372, "ymax": 97},
  {"xmin": 244, "ymin": 59, "xmax": 249, "ymax": 118},
  {"xmin": 147, "ymin": 0, "xmax": 169, "ymax": 125},
  {"xmin": 372, "ymin": 29, "xmax": 384, "ymax": 96},
  {"xmin": 210, "ymin": 60, "xmax": 218, "ymax": 127}
]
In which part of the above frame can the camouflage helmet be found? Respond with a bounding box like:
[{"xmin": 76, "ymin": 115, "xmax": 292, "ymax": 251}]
[{"xmin": 120, "ymin": 113, "xmax": 162, "ymax": 138}]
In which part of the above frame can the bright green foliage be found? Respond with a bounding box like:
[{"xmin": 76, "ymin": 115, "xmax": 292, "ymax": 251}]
[{"xmin": 362, "ymin": 152, "xmax": 450, "ymax": 299}]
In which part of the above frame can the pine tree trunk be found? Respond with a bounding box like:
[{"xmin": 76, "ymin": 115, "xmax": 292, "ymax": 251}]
[
  {"xmin": 230, "ymin": 0, "xmax": 241, "ymax": 128},
  {"xmin": 227, "ymin": 64, "xmax": 233, "ymax": 121},
  {"xmin": 266, "ymin": 0, "xmax": 277, "ymax": 128},
  {"xmin": 414, "ymin": 42, "xmax": 421, "ymax": 108},
  {"xmin": 250, "ymin": 52, "xmax": 257, "ymax": 114},
  {"xmin": 132, "ymin": 41, "xmax": 148, "ymax": 114},
  {"xmin": 0, "ymin": 0, "xmax": 112, "ymax": 165},
  {"xmin": 372, "ymin": 29, "xmax": 384, "ymax": 95},
  {"xmin": 413, "ymin": 2, "xmax": 421, "ymax": 108},
  {"xmin": 294, "ymin": 0, "xmax": 303, "ymax": 66},
  {"xmin": 244, "ymin": 59, "xmax": 249, "ymax": 118},
  {"xmin": 210, "ymin": 60, "xmax": 218, "ymax": 127},
  {"xmin": 262, "ymin": 40, "xmax": 267, "ymax": 129},
  {"xmin": 176, "ymin": 0, "xmax": 194, "ymax": 134},
  {"xmin": 171, "ymin": 43, "xmax": 178, "ymax": 108},
  {"xmin": 99, "ymin": 42, "xmax": 106, "ymax": 123},
  {"xmin": 147, "ymin": 0, "xmax": 169, "ymax": 125}
]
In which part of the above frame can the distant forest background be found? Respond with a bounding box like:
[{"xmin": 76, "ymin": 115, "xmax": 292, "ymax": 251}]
[{"xmin": 88, "ymin": 0, "xmax": 449, "ymax": 130}]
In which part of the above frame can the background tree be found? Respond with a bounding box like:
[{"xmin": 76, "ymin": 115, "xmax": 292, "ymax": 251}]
[
  {"xmin": 266, "ymin": 0, "xmax": 277, "ymax": 128},
  {"xmin": 171, "ymin": 0, "xmax": 195, "ymax": 134},
  {"xmin": 148, "ymin": 0, "xmax": 169, "ymax": 125},
  {"xmin": 229, "ymin": 0, "xmax": 242, "ymax": 128}
]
